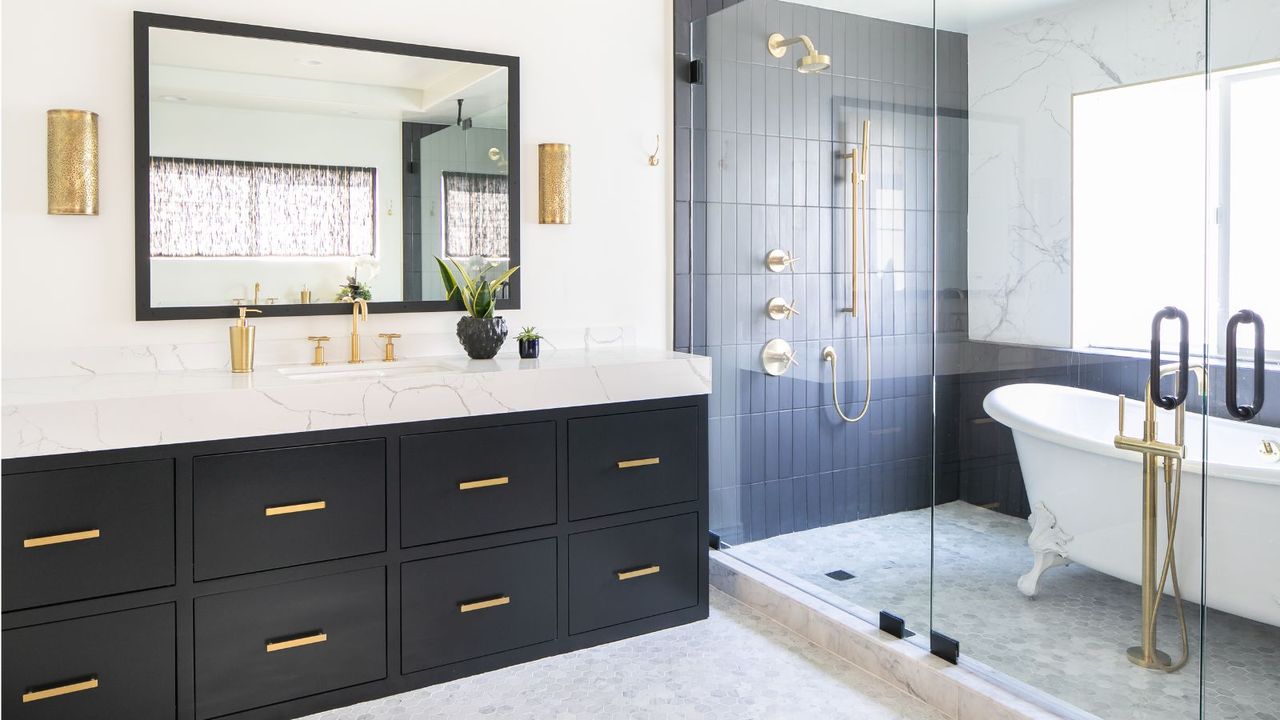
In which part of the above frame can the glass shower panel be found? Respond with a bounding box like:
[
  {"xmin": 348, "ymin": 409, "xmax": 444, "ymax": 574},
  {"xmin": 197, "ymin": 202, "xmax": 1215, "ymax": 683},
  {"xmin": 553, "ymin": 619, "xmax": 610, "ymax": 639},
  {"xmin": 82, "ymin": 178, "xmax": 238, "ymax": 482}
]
[
  {"xmin": 694, "ymin": 0, "xmax": 937, "ymax": 637},
  {"xmin": 933, "ymin": 0, "xmax": 1213, "ymax": 717},
  {"xmin": 1203, "ymin": 1, "xmax": 1280, "ymax": 716}
]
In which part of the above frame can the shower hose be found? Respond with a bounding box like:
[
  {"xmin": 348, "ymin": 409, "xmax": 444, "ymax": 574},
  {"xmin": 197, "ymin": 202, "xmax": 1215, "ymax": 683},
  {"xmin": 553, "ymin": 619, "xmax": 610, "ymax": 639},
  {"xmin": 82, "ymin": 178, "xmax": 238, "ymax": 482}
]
[{"xmin": 824, "ymin": 173, "xmax": 873, "ymax": 424}]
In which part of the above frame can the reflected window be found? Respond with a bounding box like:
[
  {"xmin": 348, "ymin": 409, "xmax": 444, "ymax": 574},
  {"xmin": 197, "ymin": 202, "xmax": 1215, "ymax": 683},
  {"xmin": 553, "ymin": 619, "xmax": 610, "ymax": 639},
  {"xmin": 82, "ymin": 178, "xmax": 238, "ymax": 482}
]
[
  {"xmin": 442, "ymin": 171, "xmax": 509, "ymax": 259},
  {"xmin": 149, "ymin": 157, "xmax": 376, "ymax": 257}
]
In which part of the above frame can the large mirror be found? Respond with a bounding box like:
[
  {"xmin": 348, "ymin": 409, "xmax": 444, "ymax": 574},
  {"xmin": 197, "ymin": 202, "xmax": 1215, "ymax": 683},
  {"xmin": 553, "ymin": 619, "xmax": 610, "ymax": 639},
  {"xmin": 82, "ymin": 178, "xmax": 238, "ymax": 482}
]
[{"xmin": 134, "ymin": 13, "xmax": 520, "ymax": 320}]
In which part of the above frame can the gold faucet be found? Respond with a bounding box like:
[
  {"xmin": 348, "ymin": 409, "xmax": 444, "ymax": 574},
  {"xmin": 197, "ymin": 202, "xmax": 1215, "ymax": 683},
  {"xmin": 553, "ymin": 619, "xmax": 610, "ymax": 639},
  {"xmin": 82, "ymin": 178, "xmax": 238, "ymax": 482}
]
[
  {"xmin": 342, "ymin": 298, "xmax": 369, "ymax": 364},
  {"xmin": 1114, "ymin": 362, "xmax": 1204, "ymax": 672}
]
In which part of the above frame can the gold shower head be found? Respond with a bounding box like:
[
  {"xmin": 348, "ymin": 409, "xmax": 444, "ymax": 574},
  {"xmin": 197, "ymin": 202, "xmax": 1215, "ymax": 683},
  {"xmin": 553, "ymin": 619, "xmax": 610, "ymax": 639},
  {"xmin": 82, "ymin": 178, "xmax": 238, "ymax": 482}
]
[{"xmin": 767, "ymin": 33, "xmax": 830, "ymax": 74}]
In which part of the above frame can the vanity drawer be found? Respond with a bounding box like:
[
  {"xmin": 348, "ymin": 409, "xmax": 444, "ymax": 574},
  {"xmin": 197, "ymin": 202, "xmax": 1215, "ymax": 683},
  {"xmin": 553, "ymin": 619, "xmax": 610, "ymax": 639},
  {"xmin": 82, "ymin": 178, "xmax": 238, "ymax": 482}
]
[
  {"xmin": 568, "ymin": 513, "xmax": 699, "ymax": 634},
  {"xmin": 567, "ymin": 406, "xmax": 698, "ymax": 520},
  {"xmin": 2, "ymin": 460, "xmax": 174, "ymax": 611},
  {"xmin": 2, "ymin": 604, "xmax": 175, "ymax": 720},
  {"xmin": 194, "ymin": 567, "xmax": 386, "ymax": 719},
  {"xmin": 401, "ymin": 539, "xmax": 557, "ymax": 672},
  {"xmin": 401, "ymin": 422, "xmax": 556, "ymax": 547},
  {"xmin": 193, "ymin": 439, "xmax": 385, "ymax": 580}
]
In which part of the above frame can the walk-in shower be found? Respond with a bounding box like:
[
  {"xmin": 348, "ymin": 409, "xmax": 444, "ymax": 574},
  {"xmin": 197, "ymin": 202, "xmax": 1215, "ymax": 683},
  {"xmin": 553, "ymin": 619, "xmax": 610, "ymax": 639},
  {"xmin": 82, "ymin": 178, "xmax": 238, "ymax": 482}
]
[{"xmin": 679, "ymin": 0, "xmax": 1280, "ymax": 717}]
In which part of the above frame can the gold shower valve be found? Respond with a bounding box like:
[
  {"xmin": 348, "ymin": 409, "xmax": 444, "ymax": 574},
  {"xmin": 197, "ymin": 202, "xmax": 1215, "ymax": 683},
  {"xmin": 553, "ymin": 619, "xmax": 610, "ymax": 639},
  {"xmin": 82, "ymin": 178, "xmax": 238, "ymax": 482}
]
[
  {"xmin": 766, "ymin": 297, "xmax": 801, "ymax": 320},
  {"xmin": 765, "ymin": 249, "xmax": 800, "ymax": 272}
]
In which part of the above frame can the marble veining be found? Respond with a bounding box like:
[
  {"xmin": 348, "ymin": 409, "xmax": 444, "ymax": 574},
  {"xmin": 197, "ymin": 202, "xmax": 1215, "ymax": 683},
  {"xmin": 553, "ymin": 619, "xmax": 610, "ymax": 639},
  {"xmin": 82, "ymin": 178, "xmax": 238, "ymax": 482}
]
[
  {"xmin": 966, "ymin": 0, "xmax": 1279, "ymax": 347},
  {"xmin": 1, "ymin": 348, "xmax": 711, "ymax": 459}
]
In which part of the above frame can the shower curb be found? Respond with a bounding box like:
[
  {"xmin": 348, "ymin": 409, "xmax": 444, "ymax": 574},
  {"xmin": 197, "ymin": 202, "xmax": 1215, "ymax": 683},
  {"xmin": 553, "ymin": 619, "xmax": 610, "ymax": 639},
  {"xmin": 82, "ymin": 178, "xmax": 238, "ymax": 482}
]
[{"xmin": 710, "ymin": 550, "xmax": 1082, "ymax": 720}]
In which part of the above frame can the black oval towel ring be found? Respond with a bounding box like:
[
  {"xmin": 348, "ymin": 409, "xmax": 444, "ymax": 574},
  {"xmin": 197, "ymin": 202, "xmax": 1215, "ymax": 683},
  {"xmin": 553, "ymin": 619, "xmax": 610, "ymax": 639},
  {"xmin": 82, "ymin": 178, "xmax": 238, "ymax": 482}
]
[
  {"xmin": 1225, "ymin": 309, "xmax": 1265, "ymax": 420},
  {"xmin": 1151, "ymin": 306, "xmax": 1189, "ymax": 410}
]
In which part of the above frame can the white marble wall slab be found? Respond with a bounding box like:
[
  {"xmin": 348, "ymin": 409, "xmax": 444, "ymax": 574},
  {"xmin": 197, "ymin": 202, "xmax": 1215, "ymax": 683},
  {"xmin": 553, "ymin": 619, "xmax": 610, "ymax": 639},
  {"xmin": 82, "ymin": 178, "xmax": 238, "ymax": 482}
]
[
  {"xmin": 966, "ymin": 0, "xmax": 1279, "ymax": 348},
  {"xmin": 2, "ymin": 348, "xmax": 710, "ymax": 459}
]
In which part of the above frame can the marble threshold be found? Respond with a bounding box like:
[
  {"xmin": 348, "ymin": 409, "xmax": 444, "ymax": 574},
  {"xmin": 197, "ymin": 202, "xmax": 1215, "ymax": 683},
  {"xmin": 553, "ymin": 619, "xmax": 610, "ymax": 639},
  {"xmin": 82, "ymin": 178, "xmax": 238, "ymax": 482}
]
[
  {"xmin": 2, "ymin": 348, "xmax": 711, "ymax": 460},
  {"xmin": 710, "ymin": 550, "xmax": 1073, "ymax": 720}
]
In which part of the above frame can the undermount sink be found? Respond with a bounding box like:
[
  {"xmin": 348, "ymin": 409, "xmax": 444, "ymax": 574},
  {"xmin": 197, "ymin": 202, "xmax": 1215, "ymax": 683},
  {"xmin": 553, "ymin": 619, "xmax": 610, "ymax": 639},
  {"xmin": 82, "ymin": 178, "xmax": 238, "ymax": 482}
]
[{"xmin": 277, "ymin": 358, "xmax": 452, "ymax": 381}]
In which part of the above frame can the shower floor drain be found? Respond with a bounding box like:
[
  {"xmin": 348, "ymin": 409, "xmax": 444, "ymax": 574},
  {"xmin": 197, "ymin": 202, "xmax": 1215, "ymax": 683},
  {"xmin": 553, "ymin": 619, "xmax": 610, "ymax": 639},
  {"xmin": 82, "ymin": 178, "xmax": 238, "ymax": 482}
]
[{"xmin": 825, "ymin": 570, "xmax": 855, "ymax": 581}]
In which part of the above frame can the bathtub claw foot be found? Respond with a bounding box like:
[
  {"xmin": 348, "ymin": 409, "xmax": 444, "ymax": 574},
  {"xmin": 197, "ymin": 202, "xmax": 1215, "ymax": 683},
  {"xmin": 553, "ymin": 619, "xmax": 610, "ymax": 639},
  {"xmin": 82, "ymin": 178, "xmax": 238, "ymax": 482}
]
[{"xmin": 1019, "ymin": 502, "xmax": 1072, "ymax": 598}]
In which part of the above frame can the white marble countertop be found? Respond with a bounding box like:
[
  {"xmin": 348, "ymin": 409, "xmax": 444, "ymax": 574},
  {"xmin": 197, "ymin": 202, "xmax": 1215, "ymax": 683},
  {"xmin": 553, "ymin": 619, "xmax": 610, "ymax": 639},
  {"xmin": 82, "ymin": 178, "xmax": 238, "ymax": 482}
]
[{"xmin": 2, "ymin": 348, "xmax": 711, "ymax": 460}]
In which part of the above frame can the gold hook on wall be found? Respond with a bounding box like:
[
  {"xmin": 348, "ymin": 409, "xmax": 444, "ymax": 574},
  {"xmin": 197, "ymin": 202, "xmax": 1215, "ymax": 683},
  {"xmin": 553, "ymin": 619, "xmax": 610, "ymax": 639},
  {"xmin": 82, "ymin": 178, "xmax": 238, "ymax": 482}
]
[{"xmin": 648, "ymin": 135, "xmax": 660, "ymax": 166}]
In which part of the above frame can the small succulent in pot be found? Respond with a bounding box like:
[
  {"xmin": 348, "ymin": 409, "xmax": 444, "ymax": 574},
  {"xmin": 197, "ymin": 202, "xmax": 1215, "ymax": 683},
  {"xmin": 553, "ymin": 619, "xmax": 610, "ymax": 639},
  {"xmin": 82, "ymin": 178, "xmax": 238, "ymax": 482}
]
[
  {"xmin": 436, "ymin": 257, "xmax": 520, "ymax": 359},
  {"xmin": 516, "ymin": 326, "xmax": 543, "ymax": 359}
]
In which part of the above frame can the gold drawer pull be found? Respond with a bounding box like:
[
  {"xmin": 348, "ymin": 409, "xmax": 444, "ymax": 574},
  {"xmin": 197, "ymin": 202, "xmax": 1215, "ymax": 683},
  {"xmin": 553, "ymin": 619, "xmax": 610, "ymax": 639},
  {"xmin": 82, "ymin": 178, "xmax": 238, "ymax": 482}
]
[
  {"xmin": 617, "ymin": 457, "xmax": 660, "ymax": 469},
  {"xmin": 23, "ymin": 529, "xmax": 100, "ymax": 549},
  {"xmin": 264, "ymin": 500, "xmax": 326, "ymax": 516},
  {"xmin": 22, "ymin": 677, "xmax": 99, "ymax": 703},
  {"xmin": 458, "ymin": 476, "xmax": 509, "ymax": 491},
  {"xmin": 616, "ymin": 565, "xmax": 661, "ymax": 581},
  {"xmin": 459, "ymin": 595, "xmax": 511, "ymax": 613},
  {"xmin": 266, "ymin": 632, "xmax": 327, "ymax": 653}
]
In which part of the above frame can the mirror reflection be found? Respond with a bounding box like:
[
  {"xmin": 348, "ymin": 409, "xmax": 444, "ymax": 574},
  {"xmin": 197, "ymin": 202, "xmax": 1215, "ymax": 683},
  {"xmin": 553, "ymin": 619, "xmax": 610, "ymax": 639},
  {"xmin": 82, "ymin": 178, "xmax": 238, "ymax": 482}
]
[{"xmin": 146, "ymin": 27, "xmax": 511, "ymax": 309}]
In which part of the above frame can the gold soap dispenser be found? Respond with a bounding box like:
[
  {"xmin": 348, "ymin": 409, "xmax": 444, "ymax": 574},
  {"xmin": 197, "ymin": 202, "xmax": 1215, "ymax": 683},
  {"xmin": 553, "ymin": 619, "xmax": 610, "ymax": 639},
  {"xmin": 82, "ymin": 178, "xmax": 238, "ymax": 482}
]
[{"xmin": 230, "ymin": 307, "xmax": 262, "ymax": 373}]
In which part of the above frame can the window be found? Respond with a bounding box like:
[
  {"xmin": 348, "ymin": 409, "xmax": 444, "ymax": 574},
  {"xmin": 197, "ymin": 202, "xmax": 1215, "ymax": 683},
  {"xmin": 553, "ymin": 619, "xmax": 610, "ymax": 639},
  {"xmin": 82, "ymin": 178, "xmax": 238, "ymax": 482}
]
[
  {"xmin": 149, "ymin": 157, "xmax": 376, "ymax": 257},
  {"xmin": 442, "ymin": 171, "xmax": 509, "ymax": 259},
  {"xmin": 1073, "ymin": 63, "xmax": 1280, "ymax": 358}
]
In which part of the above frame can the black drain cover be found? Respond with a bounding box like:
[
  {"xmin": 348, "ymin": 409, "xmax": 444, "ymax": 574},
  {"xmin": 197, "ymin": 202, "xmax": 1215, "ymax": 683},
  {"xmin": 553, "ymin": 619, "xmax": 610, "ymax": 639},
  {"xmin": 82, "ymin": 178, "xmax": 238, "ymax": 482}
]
[{"xmin": 825, "ymin": 569, "xmax": 855, "ymax": 581}]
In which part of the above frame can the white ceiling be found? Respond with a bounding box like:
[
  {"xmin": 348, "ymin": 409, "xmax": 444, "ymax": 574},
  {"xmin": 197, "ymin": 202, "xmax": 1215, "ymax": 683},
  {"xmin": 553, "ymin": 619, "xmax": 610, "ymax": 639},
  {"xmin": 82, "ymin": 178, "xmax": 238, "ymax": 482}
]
[
  {"xmin": 149, "ymin": 28, "xmax": 508, "ymax": 126},
  {"xmin": 793, "ymin": 0, "xmax": 1085, "ymax": 32}
]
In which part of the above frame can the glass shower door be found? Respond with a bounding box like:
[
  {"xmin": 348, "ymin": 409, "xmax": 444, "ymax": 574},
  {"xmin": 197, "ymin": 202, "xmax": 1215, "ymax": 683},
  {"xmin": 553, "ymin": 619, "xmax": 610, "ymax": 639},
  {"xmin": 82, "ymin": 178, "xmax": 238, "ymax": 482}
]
[
  {"xmin": 693, "ymin": 0, "xmax": 938, "ymax": 641},
  {"xmin": 931, "ymin": 0, "xmax": 1215, "ymax": 717}
]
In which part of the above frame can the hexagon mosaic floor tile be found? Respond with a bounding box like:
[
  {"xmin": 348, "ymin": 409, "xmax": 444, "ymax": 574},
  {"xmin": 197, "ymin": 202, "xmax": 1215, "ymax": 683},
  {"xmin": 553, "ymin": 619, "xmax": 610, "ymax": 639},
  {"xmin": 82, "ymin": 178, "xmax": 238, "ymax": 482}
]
[
  {"xmin": 730, "ymin": 501, "xmax": 1280, "ymax": 720},
  {"xmin": 304, "ymin": 588, "xmax": 947, "ymax": 720}
]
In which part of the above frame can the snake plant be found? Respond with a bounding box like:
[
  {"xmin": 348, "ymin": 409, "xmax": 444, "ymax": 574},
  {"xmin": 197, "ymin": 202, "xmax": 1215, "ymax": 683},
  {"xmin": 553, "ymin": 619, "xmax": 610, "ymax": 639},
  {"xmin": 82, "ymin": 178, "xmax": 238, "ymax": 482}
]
[{"xmin": 435, "ymin": 257, "xmax": 519, "ymax": 319}]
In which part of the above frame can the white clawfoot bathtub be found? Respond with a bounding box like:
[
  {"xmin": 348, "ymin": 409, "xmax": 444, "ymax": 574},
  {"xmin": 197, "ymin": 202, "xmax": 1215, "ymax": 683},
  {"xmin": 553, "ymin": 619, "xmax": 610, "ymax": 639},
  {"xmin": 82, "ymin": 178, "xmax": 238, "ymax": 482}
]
[{"xmin": 984, "ymin": 383, "xmax": 1280, "ymax": 628}]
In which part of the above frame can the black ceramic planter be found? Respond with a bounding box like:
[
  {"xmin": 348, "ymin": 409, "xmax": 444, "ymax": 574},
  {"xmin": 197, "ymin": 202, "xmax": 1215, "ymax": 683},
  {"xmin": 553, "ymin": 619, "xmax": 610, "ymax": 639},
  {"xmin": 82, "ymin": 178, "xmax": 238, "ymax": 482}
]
[
  {"xmin": 456, "ymin": 316, "xmax": 508, "ymax": 359},
  {"xmin": 518, "ymin": 338, "xmax": 540, "ymax": 359}
]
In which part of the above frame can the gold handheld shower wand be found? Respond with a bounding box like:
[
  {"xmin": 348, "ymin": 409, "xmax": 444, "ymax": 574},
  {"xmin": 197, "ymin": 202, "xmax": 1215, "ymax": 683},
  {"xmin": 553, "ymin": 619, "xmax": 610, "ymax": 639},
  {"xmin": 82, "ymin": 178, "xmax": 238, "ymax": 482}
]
[{"xmin": 825, "ymin": 119, "xmax": 873, "ymax": 424}]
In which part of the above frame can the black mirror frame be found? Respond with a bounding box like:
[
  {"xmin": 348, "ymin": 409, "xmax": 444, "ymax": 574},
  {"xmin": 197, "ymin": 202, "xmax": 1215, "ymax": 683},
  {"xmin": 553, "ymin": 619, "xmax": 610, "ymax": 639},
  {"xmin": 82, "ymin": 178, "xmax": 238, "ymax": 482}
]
[{"xmin": 133, "ymin": 12, "xmax": 521, "ymax": 321}]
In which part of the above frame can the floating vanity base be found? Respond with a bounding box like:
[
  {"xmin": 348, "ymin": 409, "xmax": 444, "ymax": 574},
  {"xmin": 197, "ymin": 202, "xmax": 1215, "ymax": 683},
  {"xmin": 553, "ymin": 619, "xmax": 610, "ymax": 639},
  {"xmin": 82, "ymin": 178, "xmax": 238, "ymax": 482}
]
[{"xmin": 2, "ymin": 396, "xmax": 709, "ymax": 720}]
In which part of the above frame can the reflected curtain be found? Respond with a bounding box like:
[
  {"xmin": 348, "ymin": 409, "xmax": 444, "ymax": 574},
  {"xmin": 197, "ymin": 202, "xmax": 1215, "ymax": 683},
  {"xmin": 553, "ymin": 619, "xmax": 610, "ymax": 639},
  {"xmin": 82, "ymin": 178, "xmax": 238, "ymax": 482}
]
[
  {"xmin": 149, "ymin": 157, "xmax": 376, "ymax": 257},
  {"xmin": 442, "ymin": 171, "xmax": 509, "ymax": 258}
]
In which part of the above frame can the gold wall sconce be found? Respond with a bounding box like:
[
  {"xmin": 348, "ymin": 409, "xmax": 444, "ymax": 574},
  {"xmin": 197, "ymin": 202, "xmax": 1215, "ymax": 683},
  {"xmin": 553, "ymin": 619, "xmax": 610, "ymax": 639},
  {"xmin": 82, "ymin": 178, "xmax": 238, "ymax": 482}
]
[
  {"xmin": 47, "ymin": 109, "xmax": 99, "ymax": 215},
  {"xmin": 538, "ymin": 143, "xmax": 571, "ymax": 224}
]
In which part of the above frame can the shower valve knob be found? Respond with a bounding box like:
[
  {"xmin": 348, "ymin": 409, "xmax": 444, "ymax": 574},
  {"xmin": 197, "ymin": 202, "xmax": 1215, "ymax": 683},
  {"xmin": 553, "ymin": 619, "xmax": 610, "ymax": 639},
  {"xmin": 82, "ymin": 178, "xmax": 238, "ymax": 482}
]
[
  {"xmin": 766, "ymin": 297, "xmax": 801, "ymax": 320},
  {"xmin": 766, "ymin": 249, "xmax": 800, "ymax": 272},
  {"xmin": 761, "ymin": 338, "xmax": 797, "ymax": 376}
]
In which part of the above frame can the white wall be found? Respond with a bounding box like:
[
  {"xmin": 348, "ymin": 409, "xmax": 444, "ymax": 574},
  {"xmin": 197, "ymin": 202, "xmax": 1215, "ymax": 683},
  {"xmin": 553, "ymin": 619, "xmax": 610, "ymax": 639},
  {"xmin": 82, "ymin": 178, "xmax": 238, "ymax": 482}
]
[
  {"xmin": 965, "ymin": 0, "xmax": 1280, "ymax": 348},
  {"xmin": 1, "ymin": 0, "xmax": 674, "ymax": 371},
  {"xmin": 149, "ymin": 101, "xmax": 403, "ymax": 305}
]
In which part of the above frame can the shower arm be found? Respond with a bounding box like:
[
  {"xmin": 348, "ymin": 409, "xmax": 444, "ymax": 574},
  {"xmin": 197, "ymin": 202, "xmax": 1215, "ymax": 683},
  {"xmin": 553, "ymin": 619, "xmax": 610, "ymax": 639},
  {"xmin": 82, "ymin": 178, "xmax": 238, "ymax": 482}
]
[{"xmin": 768, "ymin": 33, "xmax": 819, "ymax": 56}]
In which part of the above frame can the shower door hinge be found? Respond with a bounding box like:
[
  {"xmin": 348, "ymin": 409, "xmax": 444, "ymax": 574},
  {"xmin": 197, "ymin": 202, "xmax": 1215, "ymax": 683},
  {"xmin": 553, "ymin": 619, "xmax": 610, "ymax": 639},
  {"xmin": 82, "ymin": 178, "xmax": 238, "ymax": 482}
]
[
  {"xmin": 689, "ymin": 59, "xmax": 705, "ymax": 85},
  {"xmin": 878, "ymin": 611, "xmax": 913, "ymax": 639},
  {"xmin": 708, "ymin": 531, "xmax": 722, "ymax": 550},
  {"xmin": 930, "ymin": 630, "xmax": 960, "ymax": 665}
]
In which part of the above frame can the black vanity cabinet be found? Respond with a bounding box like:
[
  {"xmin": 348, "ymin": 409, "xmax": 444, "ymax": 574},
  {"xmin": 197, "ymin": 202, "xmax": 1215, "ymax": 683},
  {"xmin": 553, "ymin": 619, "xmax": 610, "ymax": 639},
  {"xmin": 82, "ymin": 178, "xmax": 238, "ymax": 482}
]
[{"xmin": 1, "ymin": 396, "xmax": 708, "ymax": 720}]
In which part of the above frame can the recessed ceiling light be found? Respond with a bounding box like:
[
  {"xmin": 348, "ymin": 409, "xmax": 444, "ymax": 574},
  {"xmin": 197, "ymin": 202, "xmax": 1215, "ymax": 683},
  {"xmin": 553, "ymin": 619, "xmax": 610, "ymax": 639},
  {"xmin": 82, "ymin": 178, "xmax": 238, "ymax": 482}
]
[{"xmin": 161, "ymin": 95, "xmax": 188, "ymax": 102}]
